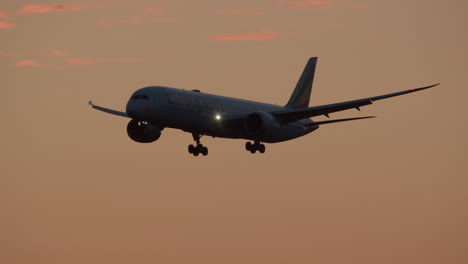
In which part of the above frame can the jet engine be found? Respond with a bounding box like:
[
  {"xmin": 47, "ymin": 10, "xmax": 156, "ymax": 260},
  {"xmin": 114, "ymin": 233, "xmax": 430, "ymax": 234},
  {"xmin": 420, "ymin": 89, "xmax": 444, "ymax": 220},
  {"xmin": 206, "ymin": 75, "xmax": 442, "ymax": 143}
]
[
  {"xmin": 244, "ymin": 112, "xmax": 279, "ymax": 136},
  {"xmin": 127, "ymin": 119, "xmax": 161, "ymax": 143}
]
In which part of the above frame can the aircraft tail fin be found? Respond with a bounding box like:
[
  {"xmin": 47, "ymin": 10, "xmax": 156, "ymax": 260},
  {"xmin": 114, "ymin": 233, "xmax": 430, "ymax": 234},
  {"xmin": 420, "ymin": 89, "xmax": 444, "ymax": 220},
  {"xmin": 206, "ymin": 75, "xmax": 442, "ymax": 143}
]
[{"xmin": 285, "ymin": 57, "xmax": 317, "ymax": 108}]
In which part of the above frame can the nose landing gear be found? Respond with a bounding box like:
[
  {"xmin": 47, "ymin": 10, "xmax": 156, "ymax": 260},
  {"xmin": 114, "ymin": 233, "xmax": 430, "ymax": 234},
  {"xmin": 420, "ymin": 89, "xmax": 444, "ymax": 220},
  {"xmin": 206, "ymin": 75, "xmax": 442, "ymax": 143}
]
[
  {"xmin": 245, "ymin": 141, "xmax": 265, "ymax": 154},
  {"xmin": 188, "ymin": 133, "xmax": 208, "ymax": 156}
]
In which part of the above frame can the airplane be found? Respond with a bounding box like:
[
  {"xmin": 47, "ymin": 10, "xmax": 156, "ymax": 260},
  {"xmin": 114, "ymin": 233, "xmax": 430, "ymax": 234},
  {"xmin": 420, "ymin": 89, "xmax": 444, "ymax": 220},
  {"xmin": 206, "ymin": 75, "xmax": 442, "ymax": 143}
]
[{"xmin": 89, "ymin": 57, "xmax": 438, "ymax": 156}]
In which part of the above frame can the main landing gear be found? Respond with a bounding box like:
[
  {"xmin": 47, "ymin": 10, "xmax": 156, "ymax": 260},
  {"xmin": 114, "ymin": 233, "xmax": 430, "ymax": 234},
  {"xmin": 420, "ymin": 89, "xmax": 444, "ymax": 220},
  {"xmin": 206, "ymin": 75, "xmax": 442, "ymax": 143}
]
[
  {"xmin": 188, "ymin": 133, "xmax": 208, "ymax": 156},
  {"xmin": 245, "ymin": 141, "xmax": 265, "ymax": 154}
]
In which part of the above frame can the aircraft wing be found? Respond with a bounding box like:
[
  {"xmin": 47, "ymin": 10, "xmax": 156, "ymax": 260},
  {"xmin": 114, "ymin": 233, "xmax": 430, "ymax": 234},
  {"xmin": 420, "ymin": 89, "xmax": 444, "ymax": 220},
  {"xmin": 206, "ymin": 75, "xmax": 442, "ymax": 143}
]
[
  {"xmin": 272, "ymin": 83, "xmax": 439, "ymax": 124},
  {"xmin": 89, "ymin": 101, "xmax": 129, "ymax": 118}
]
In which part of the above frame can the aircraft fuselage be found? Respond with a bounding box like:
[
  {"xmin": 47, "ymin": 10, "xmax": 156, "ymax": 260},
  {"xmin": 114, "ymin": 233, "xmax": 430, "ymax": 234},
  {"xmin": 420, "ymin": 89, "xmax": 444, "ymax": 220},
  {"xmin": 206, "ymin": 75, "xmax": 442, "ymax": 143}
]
[
  {"xmin": 90, "ymin": 57, "xmax": 436, "ymax": 156},
  {"xmin": 125, "ymin": 86, "xmax": 318, "ymax": 143}
]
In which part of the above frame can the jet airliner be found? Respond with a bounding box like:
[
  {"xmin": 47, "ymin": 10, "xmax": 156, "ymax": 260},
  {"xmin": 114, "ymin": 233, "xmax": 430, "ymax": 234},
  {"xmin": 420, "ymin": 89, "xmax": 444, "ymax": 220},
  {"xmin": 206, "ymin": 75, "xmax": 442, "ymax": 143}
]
[{"xmin": 89, "ymin": 57, "xmax": 438, "ymax": 156}]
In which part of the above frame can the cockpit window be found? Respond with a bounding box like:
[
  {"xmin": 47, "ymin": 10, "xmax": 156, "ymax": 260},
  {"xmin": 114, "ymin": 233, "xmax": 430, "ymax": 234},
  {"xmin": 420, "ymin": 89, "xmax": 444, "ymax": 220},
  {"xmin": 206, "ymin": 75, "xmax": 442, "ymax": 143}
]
[{"xmin": 131, "ymin": 94, "xmax": 149, "ymax": 100}]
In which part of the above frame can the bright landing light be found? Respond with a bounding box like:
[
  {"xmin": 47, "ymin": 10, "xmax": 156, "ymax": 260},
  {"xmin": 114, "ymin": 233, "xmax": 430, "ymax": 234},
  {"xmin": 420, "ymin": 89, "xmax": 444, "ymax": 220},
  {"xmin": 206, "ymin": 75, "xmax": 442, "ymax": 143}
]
[{"xmin": 215, "ymin": 114, "xmax": 221, "ymax": 120}]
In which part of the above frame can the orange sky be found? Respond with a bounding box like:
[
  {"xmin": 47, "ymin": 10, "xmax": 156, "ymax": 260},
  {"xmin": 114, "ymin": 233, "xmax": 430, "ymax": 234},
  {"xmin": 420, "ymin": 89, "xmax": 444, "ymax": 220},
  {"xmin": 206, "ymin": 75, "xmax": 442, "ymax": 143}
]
[{"xmin": 2, "ymin": 1, "xmax": 467, "ymax": 263}]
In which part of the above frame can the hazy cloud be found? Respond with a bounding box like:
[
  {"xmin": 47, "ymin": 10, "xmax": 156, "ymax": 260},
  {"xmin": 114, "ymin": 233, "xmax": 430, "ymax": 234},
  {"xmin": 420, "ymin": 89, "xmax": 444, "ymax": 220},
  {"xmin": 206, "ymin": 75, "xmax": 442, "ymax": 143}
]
[
  {"xmin": 98, "ymin": 17, "xmax": 143, "ymax": 26},
  {"xmin": 278, "ymin": 0, "xmax": 368, "ymax": 9},
  {"xmin": 61, "ymin": 57, "xmax": 142, "ymax": 68},
  {"xmin": 144, "ymin": 7, "xmax": 177, "ymax": 22},
  {"xmin": 16, "ymin": 3, "xmax": 106, "ymax": 14},
  {"xmin": 98, "ymin": 16, "xmax": 143, "ymax": 25},
  {"xmin": 16, "ymin": 60, "xmax": 40, "ymax": 67},
  {"xmin": 51, "ymin": 49, "xmax": 68, "ymax": 56},
  {"xmin": 0, "ymin": 10, "xmax": 9, "ymax": 19},
  {"xmin": 98, "ymin": 7, "xmax": 175, "ymax": 26},
  {"xmin": 64, "ymin": 58, "xmax": 96, "ymax": 65},
  {"xmin": 347, "ymin": 4, "xmax": 368, "ymax": 10},
  {"xmin": 6, "ymin": 49, "xmax": 140, "ymax": 69},
  {"xmin": 0, "ymin": 10, "xmax": 14, "ymax": 29},
  {"xmin": 216, "ymin": 9, "xmax": 265, "ymax": 16},
  {"xmin": 143, "ymin": 7, "xmax": 162, "ymax": 12},
  {"xmin": 327, "ymin": 23, "xmax": 345, "ymax": 28},
  {"xmin": 0, "ymin": 20, "xmax": 15, "ymax": 29},
  {"xmin": 211, "ymin": 30, "xmax": 303, "ymax": 41},
  {"xmin": 278, "ymin": 0, "xmax": 333, "ymax": 7},
  {"xmin": 0, "ymin": 50, "xmax": 24, "ymax": 57}
]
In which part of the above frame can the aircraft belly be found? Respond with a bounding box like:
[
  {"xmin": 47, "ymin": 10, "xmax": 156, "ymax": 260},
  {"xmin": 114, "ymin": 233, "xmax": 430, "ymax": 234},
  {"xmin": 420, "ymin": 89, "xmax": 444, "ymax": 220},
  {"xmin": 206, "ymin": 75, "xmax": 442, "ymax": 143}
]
[
  {"xmin": 255, "ymin": 124, "xmax": 318, "ymax": 143},
  {"xmin": 145, "ymin": 86, "xmax": 318, "ymax": 142},
  {"xmin": 213, "ymin": 122, "xmax": 318, "ymax": 142}
]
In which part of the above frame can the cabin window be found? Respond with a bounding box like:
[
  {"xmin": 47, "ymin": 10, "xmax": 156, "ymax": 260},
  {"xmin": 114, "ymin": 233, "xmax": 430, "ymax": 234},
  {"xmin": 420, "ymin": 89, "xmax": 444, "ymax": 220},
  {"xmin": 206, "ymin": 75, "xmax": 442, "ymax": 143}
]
[{"xmin": 131, "ymin": 94, "xmax": 149, "ymax": 100}]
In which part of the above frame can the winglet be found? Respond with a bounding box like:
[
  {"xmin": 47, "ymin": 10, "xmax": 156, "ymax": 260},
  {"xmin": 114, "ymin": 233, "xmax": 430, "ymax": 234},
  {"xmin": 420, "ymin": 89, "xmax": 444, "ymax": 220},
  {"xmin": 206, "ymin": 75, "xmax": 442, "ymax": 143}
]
[
  {"xmin": 411, "ymin": 83, "xmax": 440, "ymax": 92},
  {"xmin": 89, "ymin": 101, "xmax": 129, "ymax": 118}
]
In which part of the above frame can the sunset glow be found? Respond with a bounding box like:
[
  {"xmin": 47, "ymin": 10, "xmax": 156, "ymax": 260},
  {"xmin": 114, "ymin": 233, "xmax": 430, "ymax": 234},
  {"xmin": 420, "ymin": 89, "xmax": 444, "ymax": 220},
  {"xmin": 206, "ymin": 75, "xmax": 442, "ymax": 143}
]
[
  {"xmin": 15, "ymin": 59, "xmax": 40, "ymax": 67},
  {"xmin": 211, "ymin": 30, "xmax": 303, "ymax": 41},
  {"xmin": 2, "ymin": 1, "xmax": 465, "ymax": 264}
]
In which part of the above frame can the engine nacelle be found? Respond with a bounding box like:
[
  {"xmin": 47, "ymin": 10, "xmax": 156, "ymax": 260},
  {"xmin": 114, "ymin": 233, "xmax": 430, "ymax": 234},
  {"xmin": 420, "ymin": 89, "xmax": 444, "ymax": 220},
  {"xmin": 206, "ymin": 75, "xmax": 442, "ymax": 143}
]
[
  {"xmin": 127, "ymin": 119, "xmax": 161, "ymax": 143},
  {"xmin": 244, "ymin": 111, "xmax": 279, "ymax": 136}
]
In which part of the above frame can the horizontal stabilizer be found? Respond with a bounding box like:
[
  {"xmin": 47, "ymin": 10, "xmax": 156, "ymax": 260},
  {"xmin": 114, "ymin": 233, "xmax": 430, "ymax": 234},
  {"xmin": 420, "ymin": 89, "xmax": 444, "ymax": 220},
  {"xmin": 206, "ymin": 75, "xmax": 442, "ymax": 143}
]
[{"xmin": 308, "ymin": 116, "xmax": 376, "ymax": 126}]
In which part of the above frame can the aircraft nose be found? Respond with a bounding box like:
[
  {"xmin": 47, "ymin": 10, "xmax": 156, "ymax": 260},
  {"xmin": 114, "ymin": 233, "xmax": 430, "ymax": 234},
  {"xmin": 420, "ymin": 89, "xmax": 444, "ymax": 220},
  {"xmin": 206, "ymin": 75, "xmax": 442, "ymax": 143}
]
[
  {"xmin": 126, "ymin": 93, "xmax": 152, "ymax": 119},
  {"xmin": 126, "ymin": 100, "xmax": 138, "ymax": 119}
]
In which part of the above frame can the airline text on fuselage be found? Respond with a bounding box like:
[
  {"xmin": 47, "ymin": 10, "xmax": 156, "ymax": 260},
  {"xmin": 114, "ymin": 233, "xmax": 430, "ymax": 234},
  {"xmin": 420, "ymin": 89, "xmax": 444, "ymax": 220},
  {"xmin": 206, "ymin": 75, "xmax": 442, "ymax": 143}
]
[{"xmin": 162, "ymin": 88, "xmax": 225, "ymax": 113}]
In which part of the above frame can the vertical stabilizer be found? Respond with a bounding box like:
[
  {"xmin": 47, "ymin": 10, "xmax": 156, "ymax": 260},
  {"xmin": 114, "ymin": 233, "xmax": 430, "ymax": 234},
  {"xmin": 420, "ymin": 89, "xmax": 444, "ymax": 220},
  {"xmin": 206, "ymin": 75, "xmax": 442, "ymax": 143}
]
[{"xmin": 285, "ymin": 57, "xmax": 317, "ymax": 108}]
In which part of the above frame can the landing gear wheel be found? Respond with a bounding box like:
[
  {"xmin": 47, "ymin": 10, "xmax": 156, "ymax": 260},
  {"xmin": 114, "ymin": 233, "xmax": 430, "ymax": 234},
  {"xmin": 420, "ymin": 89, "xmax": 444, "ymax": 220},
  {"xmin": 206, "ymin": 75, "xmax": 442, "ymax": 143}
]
[
  {"xmin": 246, "ymin": 142, "xmax": 252, "ymax": 151},
  {"xmin": 259, "ymin": 144, "xmax": 265, "ymax": 153},
  {"xmin": 188, "ymin": 144, "xmax": 195, "ymax": 154},
  {"xmin": 201, "ymin": 146, "xmax": 208, "ymax": 156},
  {"xmin": 245, "ymin": 141, "xmax": 265, "ymax": 154},
  {"xmin": 196, "ymin": 144, "xmax": 203, "ymax": 152}
]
